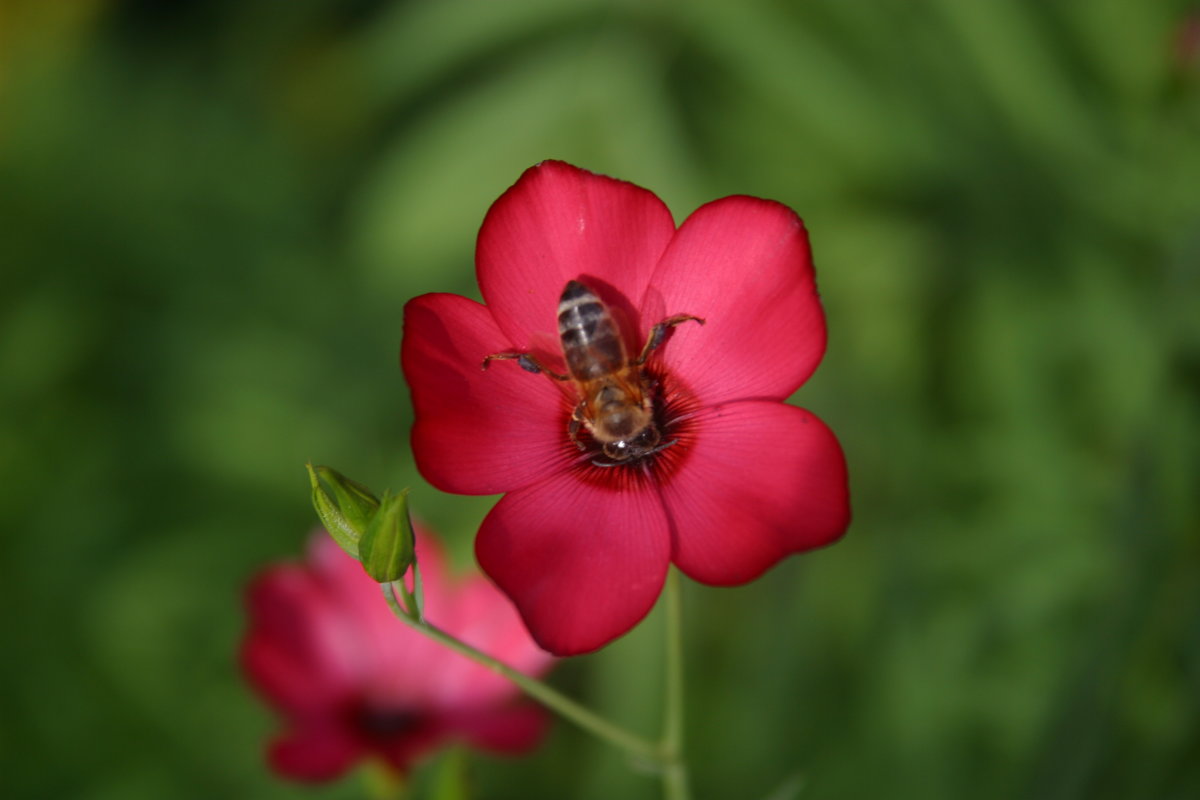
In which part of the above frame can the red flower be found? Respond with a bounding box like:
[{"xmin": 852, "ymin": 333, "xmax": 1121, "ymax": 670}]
[
  {"xmin": 240, "ymin": 531, "xmax": 553, "ymax": 782},
  {"xmin": 402, "ymin": 161, "xmax": 850, "ymax": 656}
]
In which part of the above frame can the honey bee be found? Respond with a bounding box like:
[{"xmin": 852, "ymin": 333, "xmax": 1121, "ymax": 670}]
[{"xmin": 483, "ymin": 279, "xmax": 703, "ymax": 466}]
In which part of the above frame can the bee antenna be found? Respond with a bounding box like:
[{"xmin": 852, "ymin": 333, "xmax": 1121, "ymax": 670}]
[{"xmin": 648, "ymin": 438, "xmax": 679, "ymax": 456}]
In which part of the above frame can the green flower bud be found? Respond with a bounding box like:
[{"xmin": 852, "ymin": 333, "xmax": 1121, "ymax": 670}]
[
  {"xmin": 307, "ymin": 463, "xmax": 380, "ymax": 558},
  {"xmin": 359, "ymin": 489, "xmax": 416, "ymax": 584}
]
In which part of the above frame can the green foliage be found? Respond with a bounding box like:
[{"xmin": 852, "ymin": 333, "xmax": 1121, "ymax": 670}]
[{"xmin": 1, "ymin": 1, "xmax": 1197, "ymax": 798}]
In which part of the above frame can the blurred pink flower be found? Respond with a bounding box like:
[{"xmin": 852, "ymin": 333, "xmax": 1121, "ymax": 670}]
[{"xmin": 240, "ymin": 531, "xmax": 554, "ymax": 782}]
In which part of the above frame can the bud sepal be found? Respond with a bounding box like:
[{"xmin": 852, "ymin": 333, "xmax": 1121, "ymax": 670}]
[
  {"xmin": 359, "ymin": 489, "xmax": 416, "ymax": 584},
  {"xmin": 307, "ymin": 463, "xmax": 381, "ymax": 558}
]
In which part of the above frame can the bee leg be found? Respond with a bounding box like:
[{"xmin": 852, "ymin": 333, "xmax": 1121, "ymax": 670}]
[
  {"xmin": 568, "ymin": 405, "xmax": 588, "ymax": 451},
  {"xmin": 481, "ymin": 352, "xmax": 570, "ymax": 381},
  {"xmin": 634, "ymin": 314, "xmax": 705, "ymax": 365}
]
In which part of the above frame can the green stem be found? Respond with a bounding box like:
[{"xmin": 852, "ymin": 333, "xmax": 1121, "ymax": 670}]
[
  {"xmin": 661, "ymin": 568, "xmax": 691, "ymax": 800},
  {"xmin": 362, "ymin": 760, "xmax": 408, "ymax": 800},
  {"xmin": 381, "ymin": 583, "xmax": 661, "ymax": 763}
]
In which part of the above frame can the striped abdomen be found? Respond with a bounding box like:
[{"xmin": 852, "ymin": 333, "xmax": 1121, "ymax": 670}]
[{"xmin": 557, "ymin": 280, "xmax": 626, "ymax": 380}]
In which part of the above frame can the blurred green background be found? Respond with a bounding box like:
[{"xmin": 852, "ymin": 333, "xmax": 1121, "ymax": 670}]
[{"xmin": 2, "ymin": 0, "xmax": 1198, "ymax": 798}]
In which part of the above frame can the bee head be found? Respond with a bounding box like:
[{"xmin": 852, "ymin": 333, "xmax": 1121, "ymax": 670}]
[{"xmin": 601, "ymin": 425, "xmax": 661, "ymax": 462}]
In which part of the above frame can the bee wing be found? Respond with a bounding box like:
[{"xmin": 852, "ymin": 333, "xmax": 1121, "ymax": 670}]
[{"xmin": 525, "ymin": 329, "xmax": 569, "ymax": 374}]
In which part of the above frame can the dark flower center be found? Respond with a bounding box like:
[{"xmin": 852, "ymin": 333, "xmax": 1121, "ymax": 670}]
[{"xmin": 354, "ymin": 705, "xmax": 423, "ymax": 740}]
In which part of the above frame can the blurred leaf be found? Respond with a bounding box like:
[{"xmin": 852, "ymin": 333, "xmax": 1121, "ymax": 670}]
[{"xmin": 760, "ymin": 773, "xmax": 807, "ymax": 800}]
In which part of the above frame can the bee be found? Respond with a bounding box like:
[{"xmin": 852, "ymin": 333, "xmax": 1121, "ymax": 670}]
[{"xmin": 483, "ymin": 279, "xmax": 703, "ymax": 466}]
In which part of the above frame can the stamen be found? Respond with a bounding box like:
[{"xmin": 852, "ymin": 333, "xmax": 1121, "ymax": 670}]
[
  {"xmin": 662, "ymin": 410, "xmax": 700, "ymax": 427},
  {"xmin": 570, "ymin": 450, "xmax": 597, "ymax": 467}
]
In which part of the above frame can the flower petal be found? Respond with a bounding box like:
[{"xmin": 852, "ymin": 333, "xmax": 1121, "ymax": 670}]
[
  {"xmin": 240, "ymin": 565, "xmax": 359, "ymax": 714},
  {"xmin": 305, "ymin": 533, "xmax": 447, "ymax": 708},
  {"xmin": 477, "ymin": 161, "xmax": 676, "ymax": 353},
  {"xmin": 402, "ymin": 292, "xmax": 573, "ymax": 495},
  {"xmin": 646, "ymin": 197, "xmax": 827, "ymax": 405},
  {"xmin": 268, "ymin": 723, "xmax": 363, "ymax": 782},
  {"xmin": 475, "ymin": 471, "xmax": 671, "ymax": 656},
  {"xmin": 661, "ymin": 402, "xmax": 850, "ymax": 585}
]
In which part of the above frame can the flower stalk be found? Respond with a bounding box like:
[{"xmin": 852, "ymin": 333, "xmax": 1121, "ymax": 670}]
[
  {"xmin": 362, "ymin": 761, "xmax": 408, "ymax": 800},
  {"xmin": 383, "ymin": 576, "xmax": 692, "ymax": 798},
  {"xmin": 661, "ymin": 567, "xmax": 690, "ymax": 800},
  {"xmin": 382, "ymin": 582, "xmax": 663, "ymax": 765}
]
